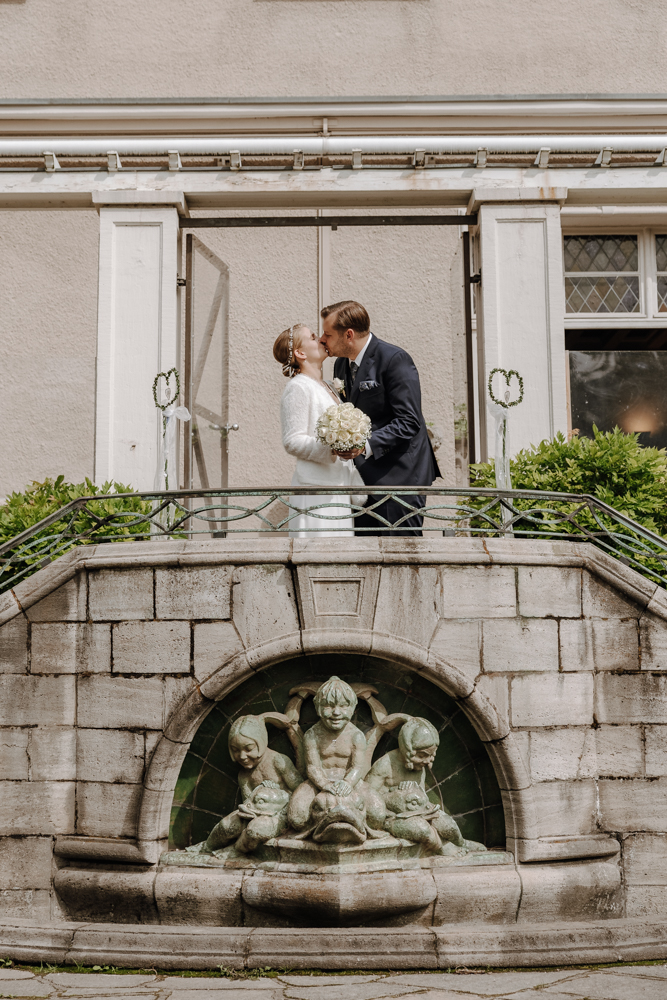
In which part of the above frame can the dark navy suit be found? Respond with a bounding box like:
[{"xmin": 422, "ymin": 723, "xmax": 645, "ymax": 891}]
[{"xmin": 333, "ymin": 335, "xmax": 440, "ymax": 536}]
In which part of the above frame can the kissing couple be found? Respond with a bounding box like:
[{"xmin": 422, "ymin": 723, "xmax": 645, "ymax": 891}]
[{"xmin": 272, "ymin": 300, "xmax": 440, "ymax": 537}]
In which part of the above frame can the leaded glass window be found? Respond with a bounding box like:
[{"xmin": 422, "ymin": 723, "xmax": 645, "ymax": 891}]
[
  {"xmin": 656, "ymin": 235, "xmax": 667, "ymax": 312},
  {"xmin": 564, "ymin": 235, "xmax": 640, "ymax": 314}
]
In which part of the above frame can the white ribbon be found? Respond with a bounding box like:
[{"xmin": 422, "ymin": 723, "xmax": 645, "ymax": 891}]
[
  {"xmin": 488, "ymin": 395, "xmax": 514, "ymax": 532},
  {"xmin": 154, "ymin": 401, "xmax": 191, "ymax": 492},
  {"xmin": 489, "ymin": 399, "xmax": 512, "ymax": 491}
]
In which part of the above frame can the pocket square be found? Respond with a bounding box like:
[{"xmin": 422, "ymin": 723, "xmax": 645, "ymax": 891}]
[{"xmin": 359, "ymin": 380, "xmax": 380, "ymax": 391}]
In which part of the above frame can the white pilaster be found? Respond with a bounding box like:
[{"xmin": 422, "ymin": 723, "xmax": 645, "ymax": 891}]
[
  {"xmin": 475, "ymin": 196, "xmax": 568, "ymax": 461},
  {"xmin": 94, "ymin": 202, "xmax": 180, "ymax": 490}
]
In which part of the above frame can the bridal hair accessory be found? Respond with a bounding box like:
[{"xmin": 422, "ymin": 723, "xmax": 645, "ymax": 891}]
[
  {"xmin": 316, "ymin": 402, "xmax": 371, "ymax": 452},
  {"xmin": 282, "ymin": 325, "xmax": 297, "ymax": 378},
  {"xmin": 273, "ymin": 323, "xmax": 305, "ymax": 378}
]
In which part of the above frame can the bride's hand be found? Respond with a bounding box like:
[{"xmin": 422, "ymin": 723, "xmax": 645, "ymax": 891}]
[{"xmin": 333, "ymin": 447, "xmax": 364, "ymax": 459}]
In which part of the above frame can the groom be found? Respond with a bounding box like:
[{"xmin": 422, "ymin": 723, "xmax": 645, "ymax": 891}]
[{"xmin": 320, "ymin": 300, "xmax": 440, "ymax": 536}]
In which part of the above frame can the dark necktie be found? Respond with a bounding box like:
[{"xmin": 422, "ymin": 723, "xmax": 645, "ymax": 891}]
[{"xmin": 349, "ymin": 361, "xmax": 359, "ymax": 383}]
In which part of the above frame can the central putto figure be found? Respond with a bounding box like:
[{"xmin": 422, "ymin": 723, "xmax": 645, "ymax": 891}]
[{"xmin": 287, "ymin": 675, "xmax": 386, "ymax": 837}]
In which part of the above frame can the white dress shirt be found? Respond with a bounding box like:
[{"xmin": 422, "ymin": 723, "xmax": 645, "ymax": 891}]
[{"xmin": 351, "ymin": 331, "xmax": 373, "ymax": 371}]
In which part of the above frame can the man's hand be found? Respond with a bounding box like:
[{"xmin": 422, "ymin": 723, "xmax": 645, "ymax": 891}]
[{"xmin": 333, "ymin": 447, "xmax": 364, "ymax": 460}]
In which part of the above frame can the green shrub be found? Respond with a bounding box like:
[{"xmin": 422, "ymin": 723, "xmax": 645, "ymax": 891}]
[
  {"xmin": 0, "ymin": 476, "xmax": 153, "ymax": 591},
  {"xmin": 469, "ymin": 427, "xmax": 667, "ymax": 537}
]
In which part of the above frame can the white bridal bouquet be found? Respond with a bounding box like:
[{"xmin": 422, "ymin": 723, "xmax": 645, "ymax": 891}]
[{"xmin": 316, "ymin": 402, "xmax": 372, "ymax": 452}]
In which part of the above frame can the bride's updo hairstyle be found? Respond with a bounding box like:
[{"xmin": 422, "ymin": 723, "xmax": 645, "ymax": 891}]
[{"xmin": 273, "ymin": 323, "xmax": 307, "ymax": 378}]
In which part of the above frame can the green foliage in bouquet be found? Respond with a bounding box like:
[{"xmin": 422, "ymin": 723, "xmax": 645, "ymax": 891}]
[
  {"xmin": 466, "ymin": 428, "xmax": 667, "ymax": 573},
  {"xmin": 0, "ymin": 476, "xmax": 153, "ymax": 591}
]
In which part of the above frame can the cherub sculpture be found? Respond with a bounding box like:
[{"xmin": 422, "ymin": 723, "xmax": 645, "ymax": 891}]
[
  {"xmin": 227, "ymin": 714, "xmax": 302, "ymax": 801},
  {"xmin": 187, "ymin": 714, "xmax": 302, "ymax": 855},
  {"xmin": 182, "ymin": 678, "xmax": 489, "ymax": 860},
  {"xmin": 287, "ymin": 676, "xmax": 387, "ymax": 838},
  {"xmin": 367, "ymin": 717, "xmax": 487, "ymax": 856}
]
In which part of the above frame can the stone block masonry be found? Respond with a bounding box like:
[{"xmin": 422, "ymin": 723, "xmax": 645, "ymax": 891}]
[{"xmin": 0, "ymin": 536, "xmax": 666, "ymax": 963}]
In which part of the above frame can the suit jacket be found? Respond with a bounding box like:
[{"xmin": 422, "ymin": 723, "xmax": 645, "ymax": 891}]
[{"xmin": 333, "ymin": 336, "xmax": 441, "ymax": 488}]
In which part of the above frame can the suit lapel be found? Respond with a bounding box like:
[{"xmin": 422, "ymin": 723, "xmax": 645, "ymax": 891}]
[{"xmin": 350, "ymin": 335, "xmax": 379, "ymax": 406}]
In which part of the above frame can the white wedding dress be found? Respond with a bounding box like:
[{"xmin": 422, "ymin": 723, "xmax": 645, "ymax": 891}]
[{"xmin": 280, "ymin": 374, "xmax": 365, "ymax": 538}]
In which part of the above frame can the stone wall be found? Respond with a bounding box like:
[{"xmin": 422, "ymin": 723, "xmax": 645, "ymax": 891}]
[{"xmin": 1, "ymin": 536, "xmax": 666, "ymax": 932}]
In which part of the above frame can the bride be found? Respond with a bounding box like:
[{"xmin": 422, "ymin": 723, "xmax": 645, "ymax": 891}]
[{"xmin": 273, "ymin": 323, "xmax": 365, "ymax": 538}]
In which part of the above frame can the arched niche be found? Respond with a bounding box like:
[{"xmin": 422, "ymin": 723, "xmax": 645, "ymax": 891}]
[{"xmin": 169, "ymin": 652, "xmax": 505, "ymax": 851}]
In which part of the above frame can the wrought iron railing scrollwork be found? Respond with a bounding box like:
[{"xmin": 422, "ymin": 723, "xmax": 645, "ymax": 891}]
[{"xmin": 2, "ymin": 486, "xmax": 667, "ymax": 593}]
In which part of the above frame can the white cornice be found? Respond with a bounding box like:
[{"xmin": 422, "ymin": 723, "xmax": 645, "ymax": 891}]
[
  {"xmin": 3, "ymin": 167, "xmax": 667, "ymax": 211},
  {"xmin": 4, "ymin": 97, "xmax": 667, "ymax": 137}
]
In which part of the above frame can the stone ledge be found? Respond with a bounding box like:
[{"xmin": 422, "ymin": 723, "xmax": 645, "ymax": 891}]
[
  {"xmin": 1, "ymin": 916, "xmax": 667, "ymax": 968},
  {"xmin": 53, "ymin": 856, "xmax": 618, "ymax": 928},
  {"xmin": 54, "ymin": 835, "xmax": 158, "ymax": 865},
  {"xmin": 512, "ymin": 835, "xmax": 620, "ymax": 863},
  {"xmin": 2, "ymin": 537, "xmax": 664, "ymax": 627}
]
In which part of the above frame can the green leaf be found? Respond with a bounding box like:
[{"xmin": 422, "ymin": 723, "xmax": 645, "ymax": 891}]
[
  {"xmin": 0, "ymin": 477, "xmax": 154, "ymax": 591},
  {"xmin": 466, "ymin": 428, "xmax": 667, "ymax": 573}
]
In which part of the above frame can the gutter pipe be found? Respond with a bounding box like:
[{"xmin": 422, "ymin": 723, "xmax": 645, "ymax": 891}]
[{"xmin": 3, "ymin": 135, "xmax": 667, "ymax": 157}]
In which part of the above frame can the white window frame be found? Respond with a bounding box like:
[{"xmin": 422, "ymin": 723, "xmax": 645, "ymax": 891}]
[{"xmin": 562, "ymin": 227, "xmax": 667, "ymax": 328}]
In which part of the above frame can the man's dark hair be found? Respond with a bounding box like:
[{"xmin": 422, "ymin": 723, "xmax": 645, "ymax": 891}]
[{"xmin": 320, "ymin": 300, "xmax": 370, "ymax": 335}]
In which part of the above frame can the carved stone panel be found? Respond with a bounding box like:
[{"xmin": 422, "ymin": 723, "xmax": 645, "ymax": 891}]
[{"xmin": 295, "ymin": 564, "xmax": 380, "ymax": 632}]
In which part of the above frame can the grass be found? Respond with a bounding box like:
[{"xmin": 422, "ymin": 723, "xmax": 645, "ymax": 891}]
[{"xmin": 0, "ymin": 959, "xmax": 666, "ymax": 977}]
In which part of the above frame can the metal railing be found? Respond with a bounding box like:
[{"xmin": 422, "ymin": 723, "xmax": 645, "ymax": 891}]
[{"xmin": 2, "ymin": 486, "xmax": 667, "ymax": 594}]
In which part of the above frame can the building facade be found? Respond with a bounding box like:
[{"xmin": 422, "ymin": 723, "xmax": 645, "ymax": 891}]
[{"xmin": 2, "ymin": 1, "xmax": 667, "ymax": 496}]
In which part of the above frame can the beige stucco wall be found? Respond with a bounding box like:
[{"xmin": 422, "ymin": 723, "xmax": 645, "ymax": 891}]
[
  {"xmin": 182, "ymin": 209, "xmax": 463, "ymax": 491},
  {"xmin": 190, "ymin": 216, "xmax": 319, "ymax": 489},
  {"xmin": 0, "ymin": 0, "xmax": 664, "ymax": 99},
  {"xmin": 1, "ymin": 208, "xmax": 464, "ymax": 496},
  {"xmin": 0, "ymin": 210, "xmax": 99, "ymax": 498},
  {"xmin": 327, "ymin": 213, "xmax": 462, "ymax": 484}
]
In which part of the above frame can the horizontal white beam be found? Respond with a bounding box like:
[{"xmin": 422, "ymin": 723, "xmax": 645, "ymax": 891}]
[{"xmin": 2, "ymin": 168, "xmax": 667, "ymax": 210}]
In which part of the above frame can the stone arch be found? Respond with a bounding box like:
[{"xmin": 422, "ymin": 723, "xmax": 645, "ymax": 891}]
[{"xmin": 137, "ymin": 630, "xmax": 536, "ymax": 854}]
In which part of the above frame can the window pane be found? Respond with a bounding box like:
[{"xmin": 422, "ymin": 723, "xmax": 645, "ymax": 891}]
[
  {"xmin": 564, "ymin": 235, "xmax": 638, "ymax": 273},
  {"xmin": 569, "ymin": 351, "xmax": 667, "ymax": 448},
  {"xmin": 565, "ymin": 276, "xmax": 640, "ymax": 313},
  {"xmin": 658, "ymin": 276, "xmax": 667, "ymax": 313},
  {"xmin": 657, "ymin": 235, "xmax": 667, "ymax": 273}
]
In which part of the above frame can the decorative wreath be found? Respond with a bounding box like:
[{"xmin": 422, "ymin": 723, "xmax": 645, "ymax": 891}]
[
  {"xmin": 488, "ymin": 367, "xmax": 524, "ymax": 408},
  {"xmin": 152, "ymin": 368, "xmax": 181, "ymax": 411}
]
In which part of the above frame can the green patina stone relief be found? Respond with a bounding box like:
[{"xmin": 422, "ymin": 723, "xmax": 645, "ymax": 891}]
[{"xmin": 170, "ymin": 654, "xmax": 505, "ymax": 851}]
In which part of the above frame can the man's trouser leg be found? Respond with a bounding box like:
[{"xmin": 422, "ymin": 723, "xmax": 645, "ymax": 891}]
[{"xmin": 354, "ymin": 494, "xmax": 425, "ymax": 537}]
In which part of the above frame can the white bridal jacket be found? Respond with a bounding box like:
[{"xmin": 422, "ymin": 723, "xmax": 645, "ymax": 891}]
[{"xmin": 280, "ymin": 374, "xmax": 365, "ymax": 538}]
